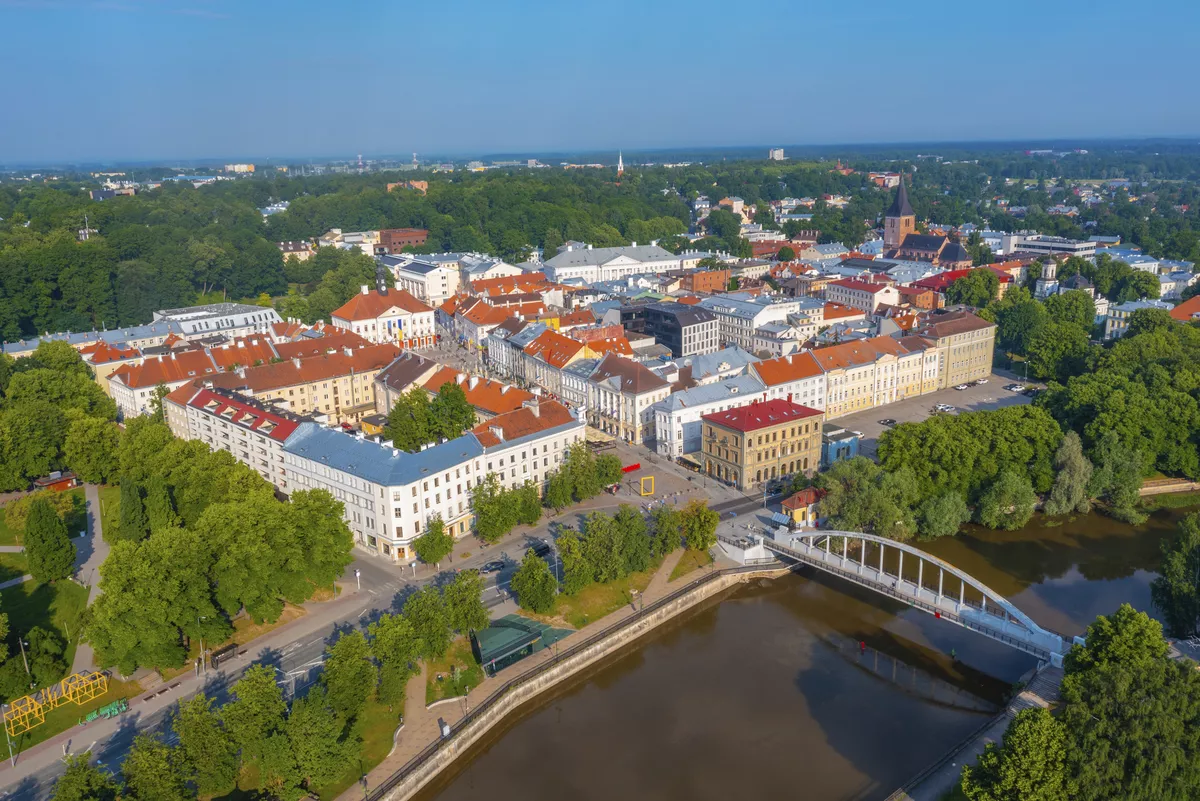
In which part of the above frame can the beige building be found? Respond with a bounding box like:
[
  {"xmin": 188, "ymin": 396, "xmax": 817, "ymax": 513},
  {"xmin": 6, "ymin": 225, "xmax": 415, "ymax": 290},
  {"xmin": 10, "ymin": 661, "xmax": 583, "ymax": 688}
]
[
  {"xmin": 587, "ymin": 353, "xmax": 671, "ymax": 444},
  {"xmin": 810, "ymin": 336, "xmax": 940, "ymax": 420},
  {"xmin": 913, "ymin": 311, "xmax": 996, "ymax": 389},
  {"xmin": 701, "ymin": 399, "xmax": 824, "ymax": 490}
]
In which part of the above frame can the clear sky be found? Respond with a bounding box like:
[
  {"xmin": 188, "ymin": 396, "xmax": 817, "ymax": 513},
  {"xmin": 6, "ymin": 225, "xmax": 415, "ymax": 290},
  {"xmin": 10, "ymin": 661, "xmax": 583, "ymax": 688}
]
[{"xmin": 3, "ymin": 0, "xmax": 1198, "ymax": 164}]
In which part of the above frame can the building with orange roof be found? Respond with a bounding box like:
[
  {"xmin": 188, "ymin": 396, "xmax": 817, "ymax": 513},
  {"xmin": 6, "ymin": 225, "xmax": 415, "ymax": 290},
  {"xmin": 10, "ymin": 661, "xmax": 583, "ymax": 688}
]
[
  {"xmin": 470, "ymin": 274, "xmax": 549, "ymax": 297},
  {"xmin": 701, "ymin": 398, "xmax": 824, "ymax": 490},
  {"xmin": 823, "ymin": 302, "xmax": 868, "ymax": 324},
  {"xmin": 206, "ymin": 343, "xmax": 401, "ymax": 424},
  {"xmin": 1170, "ymin": 294, "xmax": 1200, "ymax": 323},
  {"xmin": 750, "ymin": 350, "xmax": 826, "ymax": 410},
  {"xmin": 454, "ymin": 297, "xmax": 519, "ymax": 346},
  {"xmin": 522, "ymin": 328, "xmax": 594, "ymax": 397},
  {"xmin": 206, "ymin": 336, "xmax": 279, "ymax": 371},
  {"xmin": 810, "ymin": 335, "xmax": 938, "ymax": 419},
  {"xmin": 422, "ymin": 367, "xmax": 535, "ymax": 421},
  {"xmin": 331, "ymin": 285, "xmax": 435, "ymax": 348},
  {"xmin": 273, "ymin": 329, "xmax": 370, "ymax": 360},
  {"xmin": 81, "ymin": 341, "xmax": 143, "ymax": 397},
  {"xmin": 109, "ymin": 349, "xmax": 221, "ymax": 418},
  {"xmin": 586, "ymin": 336, "xmax": 635, "ymax": 359},
  {"xmin": 556, "ymin": 308, "xmax": 595, "ymax": 330},
  {"xmin": 911, "ymin": 310, "xmax": 995, "ymax": 388}
]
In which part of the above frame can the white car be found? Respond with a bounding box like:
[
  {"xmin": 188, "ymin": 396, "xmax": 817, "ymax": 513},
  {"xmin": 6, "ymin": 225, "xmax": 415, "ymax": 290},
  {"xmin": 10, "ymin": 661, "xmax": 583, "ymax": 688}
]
[
  {"xmin": 1008, "ymin": 384, "xmax": 1026, "ymax": 392},
  {"xmin": 954, "ymin": 384, "xmax": 969, "ymax": 391},
  {"xmin": 975, "ymin": 378, "xmax": 988, "ymax": 385}
]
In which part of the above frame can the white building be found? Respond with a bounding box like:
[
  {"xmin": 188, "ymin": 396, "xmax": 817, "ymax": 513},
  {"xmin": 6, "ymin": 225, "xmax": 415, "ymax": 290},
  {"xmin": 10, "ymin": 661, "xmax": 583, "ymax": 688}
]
[
  {"xmin": 748, "ymin": 351, "xmax": 828, "ymax": 411},
  {"xmin": 542, "ymin": 243, "xmax": 680, "ymax": 284},
  {"xmin": 753, "ymin": 323, "xmax": 809, "ymax": 357},
  {"xmin": 587, "ymin": 353, "xmax": 671, "ymax": 444},
  {"xmin": 382, "ymin": 254, "xmax": 462, "ymax": 305},
  {"xmin": 697, "ymin": 295, "xmax": 802, "ymax": 350},
  {"xmin": 330, "ymin": 285, "xmax": 435, "ymax": 348},
  {"xmin": 1104, "ymin": 299, "xmax": 1173, "ymax": 340},
  {"xmin": 652, "ymin": 374, "xmax": 767, "ymax": 458},
  {"xmin": 152, "ymin": 303, "xmax": 282, "ymax": 340},
  {"xmin": 825, "ymin": 279, "xmax": 900, "ymax": 313}
]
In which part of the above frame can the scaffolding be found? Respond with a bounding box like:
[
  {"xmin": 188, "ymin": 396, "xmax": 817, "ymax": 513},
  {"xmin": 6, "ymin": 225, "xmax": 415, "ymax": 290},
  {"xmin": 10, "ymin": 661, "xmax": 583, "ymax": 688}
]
[{"xmin": 3, "ymin": 671, "xmax": 109, "ymax": 737}]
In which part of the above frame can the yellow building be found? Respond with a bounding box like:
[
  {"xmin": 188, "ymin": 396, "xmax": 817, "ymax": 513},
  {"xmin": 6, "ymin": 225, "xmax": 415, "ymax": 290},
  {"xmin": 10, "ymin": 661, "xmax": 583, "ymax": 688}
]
[{"xmin": 702, "ymin": 399, "xmax": 824, "ymax": 491}]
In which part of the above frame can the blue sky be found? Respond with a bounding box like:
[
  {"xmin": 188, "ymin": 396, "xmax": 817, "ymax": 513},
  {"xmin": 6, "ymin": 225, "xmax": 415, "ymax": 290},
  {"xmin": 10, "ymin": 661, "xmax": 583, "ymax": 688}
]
[{"xmin": 2, "ymin": 0, "xmax": 1198, "ymax": 163}]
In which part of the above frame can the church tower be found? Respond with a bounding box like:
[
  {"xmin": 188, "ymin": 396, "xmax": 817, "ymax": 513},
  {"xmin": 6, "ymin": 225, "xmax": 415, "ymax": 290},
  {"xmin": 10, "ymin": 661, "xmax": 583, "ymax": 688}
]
[
  {"xmin": 884, "ymin": 179, "xmax": 916, "ymax": 250},
  {"xmin": 617, "ymin": 151, "xmax": 624, "ymax": 176}
]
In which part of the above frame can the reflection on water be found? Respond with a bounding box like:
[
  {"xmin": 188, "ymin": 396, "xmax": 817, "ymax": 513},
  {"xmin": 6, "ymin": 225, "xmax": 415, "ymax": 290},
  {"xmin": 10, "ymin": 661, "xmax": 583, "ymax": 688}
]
[{"xmin": 419, "ymin": 506, "xmax": 1193, "ymax": 801}]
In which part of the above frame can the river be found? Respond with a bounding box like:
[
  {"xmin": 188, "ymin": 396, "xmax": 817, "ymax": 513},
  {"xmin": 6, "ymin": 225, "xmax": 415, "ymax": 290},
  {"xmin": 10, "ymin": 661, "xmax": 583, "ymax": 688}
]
[{"xmin": 415, "ymin": 506, "xmax": 1191, "ymax": 801}]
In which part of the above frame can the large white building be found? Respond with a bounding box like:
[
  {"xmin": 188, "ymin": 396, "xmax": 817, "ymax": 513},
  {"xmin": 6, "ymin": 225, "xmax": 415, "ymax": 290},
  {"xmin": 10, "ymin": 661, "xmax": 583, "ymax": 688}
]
[
  {"xmin": 382, "ymin": 255, "xmax": 462, "ymax": 305},
  {"xmin": 542, "ymin": 243, "xmax": 680, "ymax": 284},
  {"xmin": 587, "ymin": 353, "xmax": 671, "ymax": 444},
  {"xmin": 152, "ymin": 303, "xmax": 282, "ymax": 339},
  {"xmin": 652, "ymin": 374, "xmax": 767, "ymax": 458},
  {"xmin": 330, "ymin": 285, "xmax": 436, "ymax": 348},
  {"xmin": 697, "ymin": 295, "xmax": 803, "ymax": 350}
]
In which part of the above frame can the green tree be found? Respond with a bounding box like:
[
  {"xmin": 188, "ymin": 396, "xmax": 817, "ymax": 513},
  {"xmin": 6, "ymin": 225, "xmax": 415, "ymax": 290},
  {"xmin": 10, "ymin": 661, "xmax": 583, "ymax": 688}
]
[
  {"xmin": 814, "ymin": 457, "xmax": 917, "ymax": 540},
  {"xmin": 52, "ymin": 754, "xmax": 121, "ymax": 801},
  {"xmin": 1064, "ymin": 603, "xmax": 1168, "ymax": 676},
  {"xmin": 556, "ymin": 527, "xmax": 592, "ymax": 595},
  {"xmin": 1044, "ymin": 290, "xmax": 1096, "ymax": 331},
  {"xmin": 122, "ymin": 735, "xmax": 191, "ymax": 801},
  {"xmin": 286, "ymin": 686, "xmax": 357, "ymax": 789},
  {"xmin": 976, "ymin": 470, "xmax": 1036, "ymax": 531},
  {"xmin": 428, "ymin": 381, "xmax": 478, "ymax": 440},
  {"xmin": 3, "ymin": 489, "xmax": 79, "ymax": 533},
  {"xmin": 369, "ymin": 613, "xmax": 420, "ymax": 706},
  {"xmin": 1025, "ymin": 321, "xmax": 1088, "ymax": 381},
  {"xmin": 24, "ymin": 497, "xmax": 76, "ymax": 582},
  {"xmin": 413, "ymin": 515, "xmax": 453, "ymax": 566},
  {"xmin": 513, "ymin": 480, "xmax": 543, "ymax": 526},
  {"xmin": 543, "ymin": 470, "xmax": 572, "ymax": 510},
  {"xmin": 650, "ymin": 504, "xmax": 683, "ymax": 557},
  {"xmin": 595, "ymin": 453, "xmax": 623, "ymax": 487},
  {"xmin": 614, "ymin": 505, "xmax": 651, "ymax": 574},
  {"xmin": 946, "ymin": 269, "xmax": 1000, "ymax": 308},
  {"xmin": 511, "ymin": 548, "xmax": 557, "ymax": 613},
  {"xmin": 1124, "ymin": 307, "xmax": 1174, "ymax": 338},
  {"xmin": 287, "ymin": 489, "xmax": 355, "ymax": 592},
  {"xmin": 148, "ymin": 384, "xmax": 170, "ymax": 423},
  {"xmin": 917, "ymin": 491, "xmax": 971, "ymax": 539},
  {"xmin": 384, "ymin": 387, "xmax": 433, "ymax": 452},
  {"xmin": 681, "ymin": 499, "xmax": 719, "ymax": 552},
  {"xmin": 63, "ymin": 416, "xmax": 120, "ymax": 484},
  {"xmin": 1151, "ymin": 513, "xmax": 1200, "ymax": 638},
  {"xmin": 143, "ymin": 475, "xmax": 180, "ymax": 531},
  {"xmin": 118, "ymin": 479, "xmax": 150, "ymax": 541},
  {"xmin": 563, "ymin": 441, "xmax": 601, "ymax": 500},
  {"xmin": 173, "ymin": 694, "xmax": 238, "ymax": 797},
  {"xmin": 471, "ymin": 473, "xmax": 517, "ymax": 544},
  {"xmin": 404, "ymin": 585, "xmax": 449, "ymax": 660},
  {"xmin": 221, "ymin": 664, "xmax": 288, "ymax": 770},
  {"xmin": 322, "ymin": 630, "xmax": 376, "ymax": 721},
  {"xmin": 961, "ymin": 707, "xmax": 1069, "ymax": 801},
  {"xmin": 776, "ymin": 245, "xmax": 796, "ymax": 261},
  {"xmin": 444, "ymin": 569, "xmax": 489, "ymax": 634},
  {"xmin": 26, "ymin": 626, "xmax": 67, "ymax": 687},
  {"xmin": 1044, "ymin": 431, "xmax": 1093, "ymax": 516},
  {"xmin": 582, "ymin": 512, "xmax": 623, "ymax": 583},
  {"xmin": 1087, "ymin": 431, "xmax": 1146, "ymax": 524},
  {"xmin": 991, "ymin": 290, "xmax": 1050, "ymax": 355}
]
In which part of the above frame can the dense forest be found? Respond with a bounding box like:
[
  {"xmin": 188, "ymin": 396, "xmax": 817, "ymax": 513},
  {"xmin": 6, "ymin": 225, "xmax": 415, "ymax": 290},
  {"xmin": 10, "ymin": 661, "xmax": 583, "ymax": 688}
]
[{"xmin": 4, "ymin": 146, "xmax": 1200, "ymax": 340}]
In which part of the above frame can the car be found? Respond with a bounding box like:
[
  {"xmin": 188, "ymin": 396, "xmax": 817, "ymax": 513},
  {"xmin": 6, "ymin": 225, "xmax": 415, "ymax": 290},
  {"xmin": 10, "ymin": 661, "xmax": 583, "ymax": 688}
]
[
  {"xmin": 1007, "ymin": 384, "xmax": 1026, "ymax": 392},
  {"xmin": 479, "ymin": 561, "xmax": 505, "ymax": 575},
  {"xmin": 954, "ymin": 384, "xmax": 969, "ymax": 391},
  {"xmin": 878, "ymin": 418, "xmax": 898, "ymax": 427},
  {"xmin": 975, "ymin": 378, "xmax": 988, "ymax": 385},
  {"xmin": 531, "ymin": 539, "xmax": 553, "ymax": 558}
]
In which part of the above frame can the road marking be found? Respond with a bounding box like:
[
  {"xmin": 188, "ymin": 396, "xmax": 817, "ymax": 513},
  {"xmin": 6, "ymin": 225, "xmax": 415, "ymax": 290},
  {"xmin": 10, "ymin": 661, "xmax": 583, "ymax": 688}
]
[{"xmin": 307, "ymin": 638, "xmax": 323, "ymax": 646}]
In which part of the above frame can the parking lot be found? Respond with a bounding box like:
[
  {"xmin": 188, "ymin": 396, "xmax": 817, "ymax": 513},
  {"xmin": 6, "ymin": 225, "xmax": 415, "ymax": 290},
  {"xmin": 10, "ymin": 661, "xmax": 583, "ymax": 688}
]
[{"xmin": 835, "ymin": 373, "xmax": 1033, "ymax": 459}]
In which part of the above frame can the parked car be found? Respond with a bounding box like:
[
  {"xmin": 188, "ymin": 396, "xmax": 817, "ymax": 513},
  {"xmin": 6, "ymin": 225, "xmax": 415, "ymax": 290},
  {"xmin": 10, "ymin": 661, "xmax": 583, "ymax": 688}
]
[
  {"xmin": 1006, "ymin": 384, "xmax": 1026, "ymax": 392},
  {"xmin": 532, "ymin": 539, "xmax": 553, "ymax": 558},
  {"xmin": 878, "ymin": 418, "xmax": 898, "ymax": 427},
  {"xmin": 954, "ymin": 384, "xmax": 969, "ymax": 391},
  {"xmin": 479, "ymin": 561, "xmax": 505, "ymax": 575},
  {"xmin": 975, "ymin": 378, "xmax": 988, "ymax": 385}
]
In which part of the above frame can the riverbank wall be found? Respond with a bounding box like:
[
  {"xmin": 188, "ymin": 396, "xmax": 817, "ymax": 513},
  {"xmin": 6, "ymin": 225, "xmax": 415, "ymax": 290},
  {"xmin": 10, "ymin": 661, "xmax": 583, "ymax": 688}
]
[{"xmin": 368, "ymin": 563, "xmax": 790, "ymax": 801}]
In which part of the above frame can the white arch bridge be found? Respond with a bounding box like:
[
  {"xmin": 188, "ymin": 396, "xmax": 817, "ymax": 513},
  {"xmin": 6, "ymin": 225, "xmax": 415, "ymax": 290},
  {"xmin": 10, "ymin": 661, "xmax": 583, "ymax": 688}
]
[{"xmin": 742, "ymin": 529, "xmax": 1069, "ymax": 665}]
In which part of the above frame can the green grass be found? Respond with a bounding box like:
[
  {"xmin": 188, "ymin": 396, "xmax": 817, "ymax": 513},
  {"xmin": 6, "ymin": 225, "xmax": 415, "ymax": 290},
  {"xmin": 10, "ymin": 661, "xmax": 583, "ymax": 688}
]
[
  {"xmin": 547, "ymin": 563, "xmax": 658, "ymax": 630},
  {"xmin": 1143, "ymin": 491, "xmax": 1200, "ymax": 511},
  {"xmin": 0, "ymin": 512, "xmax": 19, "ymax": 547},
  {"xmin": 9, "ymin": 676, "xmax": 141, "ymax": 754},
  {"xmin": 1, "ymin": 579, "xmax": 89, "ymax": 670},
  {"xmin": 425, "ymin": 637, "xmax": 484, "ymax": 705},
  {"xmin": 0, "ymin": 552, "xmax": 29, "ymax": 583},
  {"xmin": 669, "ymin": 548, "xmax": 714, "ymax": 582},
  {"xmin": 310, "ymin": 699, "xmax": 404, "ymax": 801},
  {"xmin": 0, "ymin": 488, "xmax": 89, "ymax": 547},
  {"xmin": 98, "ymin": 485, "xmax": 121, "ymax": 543}
]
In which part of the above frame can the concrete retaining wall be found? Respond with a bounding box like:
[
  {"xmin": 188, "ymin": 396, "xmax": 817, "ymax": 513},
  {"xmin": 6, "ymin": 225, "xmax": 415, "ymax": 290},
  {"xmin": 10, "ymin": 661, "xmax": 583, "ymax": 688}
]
[{"xmin": 377, "ymin": 567, "xmax": 788, "ymax": 801}]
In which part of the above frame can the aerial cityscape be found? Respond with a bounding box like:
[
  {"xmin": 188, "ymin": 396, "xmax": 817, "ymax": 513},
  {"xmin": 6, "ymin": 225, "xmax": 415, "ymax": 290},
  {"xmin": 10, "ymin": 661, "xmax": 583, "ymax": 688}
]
[{"xmin": 3, "ymin": 2, "xmax": 1200, "ymax": 801}]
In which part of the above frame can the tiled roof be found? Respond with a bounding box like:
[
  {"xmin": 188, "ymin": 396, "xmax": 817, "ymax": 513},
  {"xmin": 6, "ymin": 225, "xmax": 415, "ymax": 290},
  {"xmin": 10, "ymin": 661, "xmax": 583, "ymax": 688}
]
[
  {"xmin": 557, "ymin": 309, "xmax": 595, "ymax": 327},
  {"xmin": 81, "ymin": 341, "xmax": 141, "ymax": 364},
  {"xmin": 750, "ymin": 351, "xmax": 824, "ymax": 387},
  {"xmin": 589, "ymin": 352, "xmax": 669, "ymax": 395},
  {"xmin": 332, "ymin": 288, "xmax": 433, "ymax": 322},
  {"xmin": 810, "ymin": 336, "xmax": 909, "ymax": 371},
  {"xmin": 459, "ymin": 298, "xmax": 516, "ymax": 327},
  {"xmin": 423, "ymin": 367, "xmax": 534, "ymax": 416},
  {"xmin": 208, "ymin": 343, "xmax": 401, "ymax": 393},
  {"xmin": 110, "ymin": 349, "xmax": 218, "ymax": 389},
  {"xmin": 914, "ymin": 311, "xmax": 995, "ymax": 339},
  {"xmin": 471, "ymin": 401, "xmax": 578, "ymax": 448},
  {"xmin": 178, "ymin": 386, "xmax": 303, "ymax": 442},
  {"xmin": 586, "ymin": 337, "xmax": 634, "ymax": 357},
  {"xmin": 207, "ymin": 336, "xmax": 279, "ymax": 370},
  {"xmin": 824, "ymin": 302, "xmax": 865, "ymax": 320},
  {"xmin": 702, "ymin": 398, "xmax": 822, "ymax": 432},
  {"xmin": 829, "ymin": 278, "xmax": 892, "ymax": 294},
  {"xmin": 524, "ymin": 329, "xmax": 586, "ymax": 369},
  {"xmin": 782, "ymin": 487, "xmax": 826, "ymax": 510},
  {"xmin": 274, "ymin": 330, "xmax": 370, "ymax": 360},
  {"xmin": 471, "ymin": 274, "xmax": 549, "ymax": 296},
  {"xmin": 375, "ymin": 352, "xmax": 441, "ymax": 393},
  {"xmin": 1170, "ymin": 295, "xmax": 1200, "ymax": 322}
]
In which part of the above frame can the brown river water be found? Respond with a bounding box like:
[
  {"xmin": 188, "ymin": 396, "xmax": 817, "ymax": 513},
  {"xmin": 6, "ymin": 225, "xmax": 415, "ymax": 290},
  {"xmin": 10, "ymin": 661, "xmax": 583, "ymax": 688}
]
[{"xmin": 416, "ymin": 507, "xmax": 1190, "ymax": 801}]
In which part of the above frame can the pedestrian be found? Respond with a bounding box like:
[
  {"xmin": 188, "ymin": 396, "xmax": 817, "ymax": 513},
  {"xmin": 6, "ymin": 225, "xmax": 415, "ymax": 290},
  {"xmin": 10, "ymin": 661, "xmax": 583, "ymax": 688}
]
[{"xmin": 859, "ymin": 640, "xmax": 866, "ymax": 654}]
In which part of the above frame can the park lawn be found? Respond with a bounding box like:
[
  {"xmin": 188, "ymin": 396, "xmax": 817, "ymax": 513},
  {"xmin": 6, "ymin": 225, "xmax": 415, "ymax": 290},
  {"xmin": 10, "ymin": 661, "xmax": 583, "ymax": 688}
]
[
  {"xmin": 0, "ymin": 487, "xmax": 90, "ymax": 546},
  {"xmin": 98, "ymin": 485, "xmax": 121, "ymax": 543},
  {"xmin": 1143, "ymin": 491, "xmax": 1200, "ymax": 511},
  {"xmin": 551, "ymin": 564, "xmax": 657, "ymax": 630},
  {"xmin": 0, "ymin": 551, "xmax": 29, "ymax": 583},
  {"xmin": 0, "ymin": 512, "xmax": 19, "ymax": 547},
  {"xmin": 425, "ymin": 637, "xmax": 484, "ymax": 706},
  {"xmin": 160, "ymin": 603, "xmax": 309, "ymax": 680},
  {"xmin": 10, "ymin": 675, "xmax": 141, "ymax": 754},
  {"xmin": 669, "ymin": 548, "xmax": 714, "ymax": 582},
  {"xmin": 1, "ymin": 578, "xmax": 89, "ymax": 668}
]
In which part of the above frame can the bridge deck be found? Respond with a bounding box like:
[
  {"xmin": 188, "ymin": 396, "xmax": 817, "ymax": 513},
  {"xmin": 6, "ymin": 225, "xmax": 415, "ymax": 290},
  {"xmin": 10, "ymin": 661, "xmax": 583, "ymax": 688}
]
[{"xmin": 764, "ymin": 534, "xmax": 1064, "ymax": 661}]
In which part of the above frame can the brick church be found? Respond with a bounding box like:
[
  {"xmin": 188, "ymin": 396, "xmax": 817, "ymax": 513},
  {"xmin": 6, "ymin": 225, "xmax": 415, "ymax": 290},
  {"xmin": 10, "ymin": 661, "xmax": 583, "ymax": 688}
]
[{"xmin": 883, "ymin": 181, "xmax": 972, "ymax": 268}]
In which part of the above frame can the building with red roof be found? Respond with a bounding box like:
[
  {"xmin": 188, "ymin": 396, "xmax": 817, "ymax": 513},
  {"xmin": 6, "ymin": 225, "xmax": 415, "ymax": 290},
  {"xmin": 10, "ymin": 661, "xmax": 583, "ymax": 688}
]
[
  {"xmin": 331, "ymin": 285, "xmax": 435, "ymax": 348},
  {"xmin": 701, "ymin": 398, "xmax": 824, "ymax": 490}
]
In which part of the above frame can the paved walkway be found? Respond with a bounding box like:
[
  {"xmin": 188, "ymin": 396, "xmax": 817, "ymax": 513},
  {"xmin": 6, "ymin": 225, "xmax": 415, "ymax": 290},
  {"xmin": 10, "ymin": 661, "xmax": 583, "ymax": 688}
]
[
  {"xmin": 71, "ymin": 484, "xmax": 111, "ymax": 674},
  {"xmin": 0, "ymin": 574, "xmax": 32, "ymax": 590},
  {"xmin": 0, "ymin": 546, "xmax": 24, "ymax": 553},
  {"xmin": 340, "ymin": 547, "xmax": 696, "ymax": 801}
]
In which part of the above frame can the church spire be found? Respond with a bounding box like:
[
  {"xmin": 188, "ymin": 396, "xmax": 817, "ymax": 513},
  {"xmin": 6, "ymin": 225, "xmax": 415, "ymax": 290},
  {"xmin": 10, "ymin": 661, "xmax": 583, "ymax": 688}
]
[
  {"xmin": 887, "ymin": 178, "xmax": 914, "ymax": 218},
  {"xmin": 617, "ymin": 151, "xmax": 624, "ymax": 176}
]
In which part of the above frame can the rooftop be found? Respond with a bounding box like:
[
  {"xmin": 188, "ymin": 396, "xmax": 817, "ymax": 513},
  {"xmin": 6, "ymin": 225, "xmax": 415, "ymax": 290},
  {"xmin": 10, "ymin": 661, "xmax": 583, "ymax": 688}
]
[
  {"xmin": 589, "ymin": 352, "xmax": 670, "ymax": 395},
  {"xmin": 332, "ymin": 287, "xmax": 433, "ymax": 322},
  {"xmin": 702, "ymin": 398, "xmax": 822, "ymax": 433}
]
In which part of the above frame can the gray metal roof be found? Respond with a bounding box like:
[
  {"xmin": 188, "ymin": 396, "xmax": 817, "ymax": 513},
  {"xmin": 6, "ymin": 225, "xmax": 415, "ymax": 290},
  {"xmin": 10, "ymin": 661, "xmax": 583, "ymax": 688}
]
[
  {"xmin": 653, "ymin": 374, "xmax": 766, "ymax": 413},
  {"xmin": 282, "ymin": 423, "xmax": 485, "ymax": 487},
  {"xmin": 3, "ymin": 321, "xmax": 185, "ymax": 355},
  {"xmin": 545, "ymin": 244, "xmax": 676, "ymax": 269},
  {"xmin": 671, "ymin": 346, "xmax": 759, "ymax": 380}
]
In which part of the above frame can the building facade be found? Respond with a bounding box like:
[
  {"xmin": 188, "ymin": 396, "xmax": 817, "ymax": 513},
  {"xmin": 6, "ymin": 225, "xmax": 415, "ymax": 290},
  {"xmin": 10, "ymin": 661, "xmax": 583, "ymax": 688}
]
[
  {"xmin": 330, "ymin": 286, "xmax": 436, "ymax": 348},
  {"xmin": 701, "ymin": 399, "xmax": 824, "ymax": 490},
  {"xmin": 587, "ymin": 353, "xmax": 671, "ymax": 444},
  {"xmin": 643, "ymin": 302, "xmax": 719, "ymax": 357}
]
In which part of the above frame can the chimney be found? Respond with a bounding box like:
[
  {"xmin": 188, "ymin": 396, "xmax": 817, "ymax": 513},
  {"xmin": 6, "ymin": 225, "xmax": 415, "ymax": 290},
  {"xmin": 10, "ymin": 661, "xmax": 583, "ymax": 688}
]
[
  {"xmin": 237, "ymin": 366, "xmax": 246, "ymax": 379},
  {"xmin": 374, "ymin": 436, "xmax": 381, "ymax": 444},
  {"xmin": 343, "ymin": 347, "xmax": 353, "ymax": 357},
  {"xmin": 489, "ymin": 425, "xmax": 504, "ymax": 442},
  {"xmin": 468, "ymin": 376, "xmax": 480, "ymax": 390},
  {"xmin": 169, "ymin": 352, "xmax": 176, "ymax": 360},
  {"xmin": 360, "ymin": 285, "xmax": 369, "ymax": 295},
  {"xmin": 392, "ymin": 448, "xmax": 399, "ymax": 457},
  {"xmin": 587, "ymin": 244, "xmax": 593, "ymax": 250},
  {"xmin": 395, "ymin": 281, "xmax": 402, "ymax": 291},
  {"xmin": 292, "ymin": 357, "xmax": 301, "ymax": 368}
]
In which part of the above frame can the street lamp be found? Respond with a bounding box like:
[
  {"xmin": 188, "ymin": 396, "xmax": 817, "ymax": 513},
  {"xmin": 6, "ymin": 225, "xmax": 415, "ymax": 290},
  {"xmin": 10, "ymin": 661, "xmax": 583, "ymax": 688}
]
[{"xmin": 198, "ymin": 616, "xmax": 208, "ymax": 676}]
